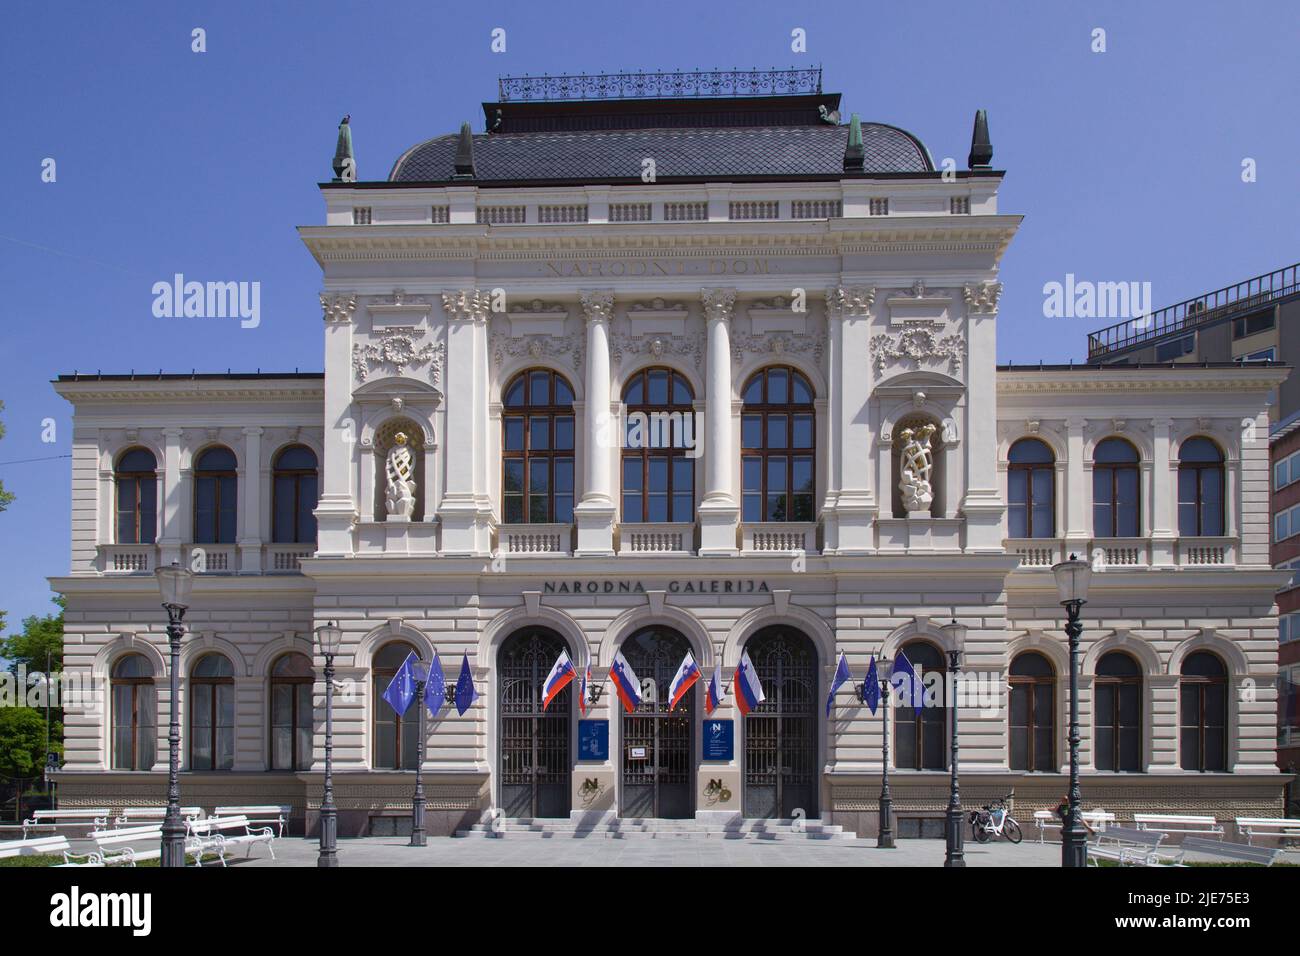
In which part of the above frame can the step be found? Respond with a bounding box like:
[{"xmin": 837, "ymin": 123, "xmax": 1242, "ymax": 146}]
[{"xmin": 452, "ymin": 818, "xmax": 859, "ymax": 841}]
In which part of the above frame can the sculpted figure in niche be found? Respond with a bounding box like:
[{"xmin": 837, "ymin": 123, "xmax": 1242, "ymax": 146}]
[
  {"xmin": 898, "ymin": 424, "xmax": 937, "ymax": 514},
  {"xmin": 385, "ymin": 432, "xmax": 417, "ymax": 519}
]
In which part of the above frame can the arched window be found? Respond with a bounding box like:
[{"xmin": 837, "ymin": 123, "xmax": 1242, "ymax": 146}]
[
  {"xmin": 373, "ymin": 641, "xmax": 420, "ymax": 770},
  {"xmin": 115, "ymin": 448, "xmax": 158, "ymax": 545},
  {"xmin": 269, "ymin": 653, "xmax": 314, "ymax": 771},
  {"xmin": 895, "ymin": 641, "xmax": 946, "ymax": 771},
  {"xmin": 111, "ymin": 655, "xmax": 156, "ymax": 770},
  {"xmin": 189, "ymin": 653, "xmax": 235, "ymax": 771},
  {"xmin": 1008, "ymin": 439, "xmax": 1055, "ymax": 538},
  {"xmin": 194, "ymin": 446, "xmax": 238, "ymax": 544},
  {"xmin": 272, "ymin": 445, "xmax": 318, "ymax": 544},
  {"xmin": 1178, "ymin": 438, "xmax": 1225, "ymax": 537},
  {"xmin": 1095, "ymin": 651, "xmax": 1142, "ymax": 771},
  {"xmin": 741, "ymin": 366, "xmax": 815, "ymax": 522},
  {"xmin": 621, "ymin": 368, "xmax": 696, "ymax": 523},
  {"xmin": 1180, "ymin": 651, "xmax": 1227, "ymax": 772},
  {"xmin": 1093, "ymin": 438, "xmax": 1140, "ymax": 537},
  {"xmin": 1009, "ymin": 651, "xmax": 1055, "ymax": 771},
  {"xmin": 502, "ymin": 369, "xmax": 575, "ymax": 524}
]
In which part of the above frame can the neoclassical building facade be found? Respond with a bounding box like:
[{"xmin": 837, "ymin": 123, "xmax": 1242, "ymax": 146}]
[{"xmin": 51, "ymin": 73, "xmax": 1290, "ymax": 835}]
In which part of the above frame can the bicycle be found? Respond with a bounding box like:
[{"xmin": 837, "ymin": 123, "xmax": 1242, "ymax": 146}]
[{"xmin": 969, "ymin": 794, "xmax": 1022, "ymax": 844}]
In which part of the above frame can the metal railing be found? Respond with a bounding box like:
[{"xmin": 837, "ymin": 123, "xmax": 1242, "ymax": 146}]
[
  {"xmin": 497, "ymin": 67, "xmax": 823, "ymax": 102},
  {"xmin": 1086, "ymin": 262, "xmax": 1300, "ymax": 358}
]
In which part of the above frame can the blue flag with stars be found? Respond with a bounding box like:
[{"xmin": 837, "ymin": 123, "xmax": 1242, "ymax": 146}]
[
  {"xmin": 892, "ymin": 648, "xmax": 923, "ymax": 715},
  {"xmin": 825, "ymin": 651, "xmax": 851, "ymax": 718},
  {"xmin": 454, "ymin": 653, "xmax": 478, "ymax": 716},
  {"xmin": 862, "ymin": 655, "xmax": 881, "ymax": 716},
  {"xmin": 423, "ymin": 651, "xmax": 446, "ymax": 717},
  {"xmin": 382, "ymin": 651, "xmax": 417, "ymax": 716}
]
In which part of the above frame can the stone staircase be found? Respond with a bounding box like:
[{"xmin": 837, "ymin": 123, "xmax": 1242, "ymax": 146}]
[{"xmin": 454, "ymin": 816, "xmax": 862, "ymax": 842}]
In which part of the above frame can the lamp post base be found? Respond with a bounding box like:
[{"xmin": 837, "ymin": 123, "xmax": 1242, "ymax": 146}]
[
  {"xmin": 944, "ymin": 808, "xmax": 966, "ymax": 868},
  {"xmin": 877, "ymin": 797, "xmax": 895, "ymax": 849},
  {"xmin": 317, "ymin": 806, "xmax": 339, "ymax": 867}
]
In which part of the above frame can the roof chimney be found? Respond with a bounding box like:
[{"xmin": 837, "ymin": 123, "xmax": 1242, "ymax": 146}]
[
  {"xmin": 967, "ymin": 109, "xmax": 992, "ymax": 169},
  {"xmin": 454, "ymin": 122, "xmax": 476, "ymax": 179},
  {"xmin": 842, "ymin": 113, "xmax": 864, "ymax": 172}
]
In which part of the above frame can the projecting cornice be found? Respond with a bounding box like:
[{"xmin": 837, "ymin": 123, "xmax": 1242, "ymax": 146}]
[
  {"xmin": 52, "ymin": 378, "xmax": 325, "ymax": 405},
  {"xmin": 996, "ymin": 366, "xmax": 1289, "ymax": 395},
  {"xmin": 297, "ymin": 217, "xmax": 1021, "ymax": 267}
]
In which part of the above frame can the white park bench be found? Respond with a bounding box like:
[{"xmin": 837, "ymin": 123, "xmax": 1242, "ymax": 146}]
[
  {"xmin": 114, "ymin": 806, "xmax": 205, "ymax": 827},
  {"xmin": 1234, "ymin": 817, "xmax": 1300, "ymax": 845},
  {"xmin": 187, "ymin": 815, "xmax": 276, "ymax": 864},
  {"xmin": 21, "ymin": 808, "xmax": 111, "ymax": 837},
  {"xmin": 1032, "ymin": 808, "xmax": 1116, "ymax": 843},
  {"xmin": 0, "ymin": 834, "xmax": 74, "ymax": 860},
  {"xmin": 214, "ymin": 805, "xmax": 291, "ymax": 837},
  {"xmin": 1174, "ymin": 837, "xmax": 1282, "ymax": 867},
  {"xmin": 1132, "ymin": 813, "xmax": 1224, "ymax": 837},
  {"xmin": 69, "ymin": 825, "xmax": 211, "ymax": 867},
  {"xmin": 1088, "ymin": 826, "xmax": 1167, "ymax": 866}
]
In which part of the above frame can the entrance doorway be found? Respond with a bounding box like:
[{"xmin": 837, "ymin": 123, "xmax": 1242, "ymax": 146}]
[
  {"xmin": 497, "ymin": 627, "xmax": 572, "ymax": 818},
  {"xmin": 619, "ymin": 626, "xmax": 695, "ymax": 818},
  {"xmin": 742, "ymin": 626, "xmax": 819, "ymax": 818}
]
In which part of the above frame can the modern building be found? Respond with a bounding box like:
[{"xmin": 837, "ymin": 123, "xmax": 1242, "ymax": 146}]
[
  {"xmin": 1087, "ymin": 265, "xmax": 1300, "ymax": 783},
  {"xmin": 51, "ymin": 70, "xmax": 1291, "ymax": 837}
]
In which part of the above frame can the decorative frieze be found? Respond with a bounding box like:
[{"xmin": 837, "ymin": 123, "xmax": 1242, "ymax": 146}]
[
  {"xmin": 870, "ymin": 322, "xmax": 964, "ymax": 376},
  {"xmin": 490, "ymin": 329, "xmax": 585, "ymax": 372},
  {"xmin": 610, "ymin": 331, "xmax": 704, "ymax": 370},
  {"xmin": 730, "ymin": 330, "xmax": 825, "ymax": 368},
  {"xmin": 352, "ymin": 329, "xmax": 445, "ymax": 385}
]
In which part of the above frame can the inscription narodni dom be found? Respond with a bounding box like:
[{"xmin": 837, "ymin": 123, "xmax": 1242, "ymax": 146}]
[
  {"xmin": 541, "ymin": 258, "xmax": 771, "ymax": 278},
  {"xmin": 542, "ymin": 580, "xmax": 770, "ymax": 595}
]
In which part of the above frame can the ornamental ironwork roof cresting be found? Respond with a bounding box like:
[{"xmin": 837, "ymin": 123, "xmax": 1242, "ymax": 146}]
[{"xmin": 497, "ymin": 67, "xmax": 823, "ymax": 102}]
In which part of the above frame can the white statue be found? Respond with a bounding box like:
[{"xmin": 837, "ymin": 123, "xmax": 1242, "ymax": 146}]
[
  {"xmin": 898, "ymin": 424, "xmax": 937, "ymax": 514},
  {"xmin": 384, "ymin": 432, "xmax": 417, "ymax": 519}
]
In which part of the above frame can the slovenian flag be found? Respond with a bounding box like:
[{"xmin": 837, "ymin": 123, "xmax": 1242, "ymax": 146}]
[
  {"xmin": 578, "ymin": 661, "xmax": 593, "ymax": 717},
  {"xmin": 826, "ymin": 651, "xmax": 852, "ymax": 717},
  {"xmin": 705, "ymin": 663, "xmax": 724, "ymax": 715},
  {"xmin": 609, "ymin": 651, "xmax": 642, "ymax": 714},
  {"xmin": 668, "ymin": 652, "xmax": 700, "ymax": 711},
  {"xmin": 733, "ymin": 650, "xmax": 766, "ymax": 716},
  {"xmin": 541, "ymin": 650, "xmax": 576, "ymax": 711}
]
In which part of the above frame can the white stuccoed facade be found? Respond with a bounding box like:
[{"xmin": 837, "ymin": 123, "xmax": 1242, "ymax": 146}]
[{"xmin": 49, "ymin": 86, "xmax": 1291, "ymax": 836}]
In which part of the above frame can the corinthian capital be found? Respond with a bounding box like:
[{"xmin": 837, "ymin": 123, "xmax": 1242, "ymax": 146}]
[
  {"xmin": 700, "ymin": 287, "xmax": 737, "ymax": 323},
  {"xmin": 441, "ymin": 289, "xmax": 492, "ymax": 322},
  {"xmin": 320, "ymin": 291, "xmax": 358, "ymax": 324},
  {"xmin": 825, "ymin": 285, "xmax": 876, "ymax": 318},
  {"xmin": 578, "ymin": 290, "xmax": 615, "ymax": 323},
  {"xmin": 963, "ymin": 281, "xmax": 1003, "ymax": 314}
]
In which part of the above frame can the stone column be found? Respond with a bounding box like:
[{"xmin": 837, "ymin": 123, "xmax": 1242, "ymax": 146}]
[
  {"xmin": 959, "ymin": 281, "xmax": 1004, "ymax": 551},
  {"xmin": 1150, "ymin": 418, "xmax": 1176, "ymax": 567},
  {"xmin": 238, "ymin": 426, "xmax": 263, "ymax": 573},
  {"xmin": 159, "ymin": 426, "xmax": 184, "ymax": 569},
  {"xmin": 699, "ymin": 288, "xmax": 739, "ymax": 555},
  {"xmin": 439, "ymin": 290, "xmax": 494, "ymax": 556},
  {"xmin": 826, "ymin": 286, "xmax": 876, "ymax": 553},
  {"xmin": 1064, "ymin": 417, "xmax": 1089, "ymax": 547},
  {"xmin": 315, "ymin": 292, "xmax": 358, "ymax": 556},
  {"xmin": 574, "ymin": 290, "xmax": 616, "ymax": 556}
]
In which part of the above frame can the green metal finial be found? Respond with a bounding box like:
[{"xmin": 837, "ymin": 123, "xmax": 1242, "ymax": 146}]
[
  {"xmin": 843, "ymin": 112, "xmax": 864, "ymax": 172},
  {"xmin": 332, "ymin": 115, "xmax": 355, "ymax": 182},
  {"xmin": 454, "ymin": 122, "xmax": 476, "ymax": 179}
]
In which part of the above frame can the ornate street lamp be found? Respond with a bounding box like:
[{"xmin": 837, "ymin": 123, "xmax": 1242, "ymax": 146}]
[
  {"xmin": 1052, "ymin": 554, "xmax": 1092, "ymax": 868},
  {"xmin": 877, "ymin": 658, "xmax": 895, "ymax": 849},
  {"xmin": 409, "ymin": 660, "xmax": 429, "ymax": 847},
  {"xmin": 153, "ymin": 562, "xmax": 194, "ymax": 868},
  {"xmin": 314, "ymin": 620, "xmax": 343, "ymax": 868},
  {"xmin": 942, "ymin": 619, "xmax": 967, "ymax": 869}
]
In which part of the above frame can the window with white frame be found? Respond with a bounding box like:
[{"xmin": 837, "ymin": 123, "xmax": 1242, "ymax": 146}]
[
  {"xmin": 1276, "ymin": 449, "xmax": 1300, "ymax": 490},
  {"xmin": 1276, "ymin": 503, "xmax": 1300, "ymax": 542},
  {"xmin": 1281, "ymin": 611, "xmax": 1300, "ymax": 643}
]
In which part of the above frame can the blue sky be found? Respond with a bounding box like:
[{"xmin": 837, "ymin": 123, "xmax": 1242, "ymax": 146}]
[{"xmin": 1, "ymin": 0, "xmax": 1297, "ymax": 637}]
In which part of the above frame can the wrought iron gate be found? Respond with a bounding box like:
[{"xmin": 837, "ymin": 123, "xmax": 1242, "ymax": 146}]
[
  {"xmin": 498, "ymin": 628, "xmax": 572, "ymax": 818},
  {"xmin": 620, "ymin": 627, "xmax": 694, "ymax": 818},
  {"xmin": 743, "ymin": 627, "xmax": 818, "ymax": 818}
]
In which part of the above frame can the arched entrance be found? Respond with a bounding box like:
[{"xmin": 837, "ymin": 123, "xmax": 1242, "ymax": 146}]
[
  {"xmin": 498, "ymin": 627, "xmax": 572, "ymax": 818},
  {"xmin": 742, "ymin": 626, "xmax": 819, "ymax": 818},
  {"xmin": 620, "ymin": 626, "xmax": 694, "ymax": 819}
]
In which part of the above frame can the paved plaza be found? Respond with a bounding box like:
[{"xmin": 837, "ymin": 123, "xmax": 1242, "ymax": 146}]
[{"xmin": 236, "ymin": 835, "xmax": 1062, "ymax": 867}]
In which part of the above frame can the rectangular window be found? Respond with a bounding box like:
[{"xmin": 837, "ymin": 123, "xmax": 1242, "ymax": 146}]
[
  {"xmin": 352, "ymin": 207, "xmax": 372, "ymax": 225},
  {"xmin": 663, "ymin": 201, "xmax": 707, "ymax": 222},
  {"xmin": 1241, "ymin": 347, "xmax": 1275, "ymax": 362},
  {"xmin": 1232, "ymin": 310, "xmax": 1275, "ymax": 339},
  {"xmin": 742, "ymin": 457, "xmax": 762, "ymax": 522},
  {"xmin": 622, "ymin": 459, "xmax": 643, "ymax": 523},
  {"xmin": 609, "ymin": 202, "xmax": 652, "ymax": 222},
  {"xmin": 1155, "ymin": 334, "xmax": 1194, "ymax": 362}
]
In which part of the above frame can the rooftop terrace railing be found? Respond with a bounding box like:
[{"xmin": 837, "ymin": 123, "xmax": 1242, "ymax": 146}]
[
  {"xmin": 1087, "ymin": 262, "xmax": 1300, "ymax": 359},
  {"xmin": 497, "ymin": 67, "xmax": 823, "ymax": 102}
]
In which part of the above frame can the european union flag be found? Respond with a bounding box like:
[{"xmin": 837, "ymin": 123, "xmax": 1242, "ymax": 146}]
[
  {"xmin": 382, "ymin": 651, "xmax": 417, "ymax": 716},
  {"xmin": 825, "ymin": 651, "xmax": 852, "ymax": 718},
  {"xmin": 891, "ymin": 649, "xmax": 923, "ymax": 715},
  {"xmin": 862, "ymin": 656, "xmax": 881, "ymax": 715},
  {"xmin": 454, "ymin": 653, "xmax": 478, "ymax": 716},
  {"xmin": 424, "ymin": 652, "xmax": 446, "ymax": 717}
]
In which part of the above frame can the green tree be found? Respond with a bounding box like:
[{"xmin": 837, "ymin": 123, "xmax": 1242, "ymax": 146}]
[
  {"xmin": 1, "ymin": 596, "xmax": 64, "ymax": 674},
  {"xmin": 0, "ymin": 708, "xmax": 48, "ymax": 779},
  {"xmin": 0, "ymin": 399, "xmax": 14, "ymax": 513}
]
